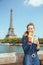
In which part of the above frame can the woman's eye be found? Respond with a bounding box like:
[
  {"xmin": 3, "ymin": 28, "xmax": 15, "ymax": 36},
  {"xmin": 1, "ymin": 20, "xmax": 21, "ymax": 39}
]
[
  {"xmin": 27, "ymin": 28, "xmax": 30, "ymax": 30},
  {"xmin": 27, "ymin": 28, "xmax": 33, "ymax": 30},
  {"xmin": 31, "ymin": 28, "xmax": 32, "ymax": 30}
]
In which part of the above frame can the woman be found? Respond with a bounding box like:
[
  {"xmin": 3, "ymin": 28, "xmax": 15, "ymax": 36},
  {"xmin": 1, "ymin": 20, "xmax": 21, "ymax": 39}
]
[{"xmin": 22, "ymin": 23, "xmax": 40, "ymax": 65}]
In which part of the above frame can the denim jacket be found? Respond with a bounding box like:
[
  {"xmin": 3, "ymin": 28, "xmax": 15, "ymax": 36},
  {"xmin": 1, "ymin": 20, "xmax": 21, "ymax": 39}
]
[{"xmin": 22, "ymin": 36, "xmax": 40, "ymax": 55}]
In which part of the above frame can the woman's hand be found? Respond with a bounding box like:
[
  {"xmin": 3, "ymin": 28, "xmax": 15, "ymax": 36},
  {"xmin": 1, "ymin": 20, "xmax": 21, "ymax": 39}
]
[{"xmin": 28, "ymin": 35, "xmax": 34, "ymax": 43}]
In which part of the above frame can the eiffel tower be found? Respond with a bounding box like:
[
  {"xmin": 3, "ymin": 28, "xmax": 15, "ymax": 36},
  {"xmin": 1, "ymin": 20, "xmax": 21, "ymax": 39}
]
[{"xmin": 6, "ymin": 9, "xmax": 16, "ymax": 38}]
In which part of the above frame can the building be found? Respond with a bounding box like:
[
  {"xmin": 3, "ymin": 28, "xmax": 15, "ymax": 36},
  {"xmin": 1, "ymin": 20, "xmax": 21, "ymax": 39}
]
[{"xmin": 6, "ymin": 9, "xmax": 16, "ymax": 38}]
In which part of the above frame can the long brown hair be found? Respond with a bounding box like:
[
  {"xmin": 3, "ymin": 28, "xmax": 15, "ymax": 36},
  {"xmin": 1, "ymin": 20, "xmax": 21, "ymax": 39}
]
[{"xmin": 24, "ymin": 31, "xmax": 29, "ymax": 37}]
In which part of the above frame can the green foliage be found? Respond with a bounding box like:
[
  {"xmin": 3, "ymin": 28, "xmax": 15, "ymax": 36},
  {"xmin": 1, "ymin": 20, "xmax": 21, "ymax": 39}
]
[
  {"xmin": 39, "ymin": 38, "xmax": 43, "ymax": 44},
  {"xmin": 0, "ymin": 37, "xmax": 43, "ymax": 44},
  {"xmin": 1, "ymin": 37, "xmax": 22, "ymax": 43}
]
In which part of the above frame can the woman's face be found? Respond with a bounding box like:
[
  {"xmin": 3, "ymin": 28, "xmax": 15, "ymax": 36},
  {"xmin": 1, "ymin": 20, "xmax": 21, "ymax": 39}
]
[{"xmin": 27, "ymin": 25, "xmax": 34, "ymax": 34}]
